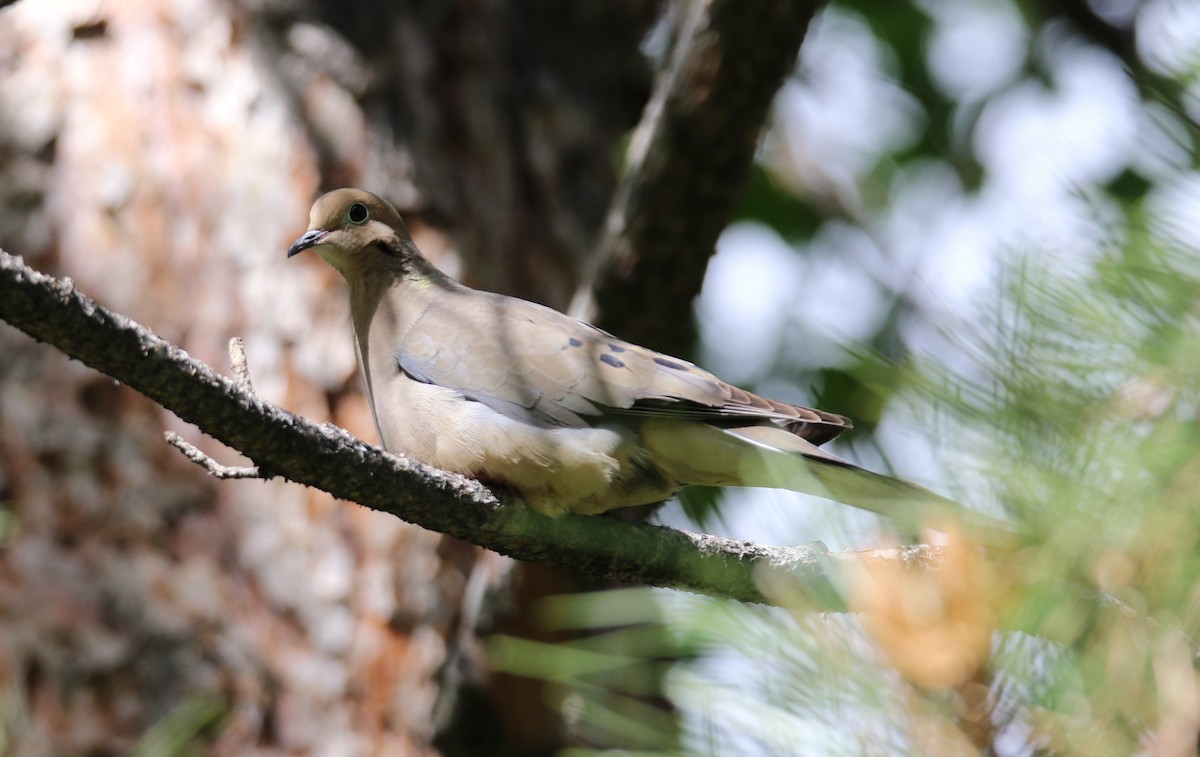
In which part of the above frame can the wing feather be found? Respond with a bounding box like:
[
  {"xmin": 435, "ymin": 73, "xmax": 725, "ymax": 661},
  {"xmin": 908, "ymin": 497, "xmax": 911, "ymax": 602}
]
[{"xmin": 396, "ymin": 289, "xmax": 851, "ymax": 444}]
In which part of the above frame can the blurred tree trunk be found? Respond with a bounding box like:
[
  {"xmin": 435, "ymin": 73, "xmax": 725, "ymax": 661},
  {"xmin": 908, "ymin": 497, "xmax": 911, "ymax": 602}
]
[{"xmin": 0, "ymin": 0, "xmax": 654, "ymax": 754}]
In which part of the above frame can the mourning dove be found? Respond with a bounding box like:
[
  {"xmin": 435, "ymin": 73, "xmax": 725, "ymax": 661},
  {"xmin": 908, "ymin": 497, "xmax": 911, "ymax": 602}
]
[{"xmin": 288, "ymin": 188, "xmax": 955, "ymax": 523}]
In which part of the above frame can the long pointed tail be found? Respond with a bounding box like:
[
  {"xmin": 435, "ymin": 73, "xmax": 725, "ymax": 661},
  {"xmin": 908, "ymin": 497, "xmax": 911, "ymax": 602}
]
[{"xmin": 643, "ymin": 420, "xmax": 1009, "ymax": 544}]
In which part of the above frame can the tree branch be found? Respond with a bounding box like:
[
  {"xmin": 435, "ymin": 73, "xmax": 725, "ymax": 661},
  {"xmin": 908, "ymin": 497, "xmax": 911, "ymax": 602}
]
[
  {"xmin": 575, "ymin": 0, "xmax": 819, "ymax": 355},
  {"xmin": 0, "ymin": 247, "xmax": 932, "ymax": 607}
]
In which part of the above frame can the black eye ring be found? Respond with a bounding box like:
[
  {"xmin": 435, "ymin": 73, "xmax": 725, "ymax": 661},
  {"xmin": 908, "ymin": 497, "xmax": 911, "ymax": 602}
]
[{"xmin": 347, "ymin": 202, "xmax": 370, "ymax": 224}]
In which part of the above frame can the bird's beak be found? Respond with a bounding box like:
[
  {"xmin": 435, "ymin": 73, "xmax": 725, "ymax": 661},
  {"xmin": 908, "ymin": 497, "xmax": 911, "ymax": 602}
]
[{"xmin": 288, "ymin": 228, "xmax": 330, "ymax": 258}]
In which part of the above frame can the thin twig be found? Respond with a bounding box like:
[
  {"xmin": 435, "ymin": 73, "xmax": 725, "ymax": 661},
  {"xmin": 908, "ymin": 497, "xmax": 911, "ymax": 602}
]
[
  {"xmin": 228, "ymin": 336, "xmax": 253, "ymax": 394},
  {"xmin": 165, "ymin": 431, "xmax": 263, "ymax": 480}
]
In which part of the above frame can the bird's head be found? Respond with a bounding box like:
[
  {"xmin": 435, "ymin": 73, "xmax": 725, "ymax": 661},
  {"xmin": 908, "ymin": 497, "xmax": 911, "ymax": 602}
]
[{"xmin": 288, "ymin": 188, "xmax": 413, "ymax": 278}]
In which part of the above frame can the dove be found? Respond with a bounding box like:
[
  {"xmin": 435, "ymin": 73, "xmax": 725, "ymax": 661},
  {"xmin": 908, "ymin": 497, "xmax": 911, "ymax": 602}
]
[{"xmin": 288, "ymin": 188, "xmax": 960, "ymax": 525}]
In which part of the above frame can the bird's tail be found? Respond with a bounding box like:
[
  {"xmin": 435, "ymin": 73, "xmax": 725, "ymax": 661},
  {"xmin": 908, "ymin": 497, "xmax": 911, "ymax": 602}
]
[{"xmin": 643, "ymin": 420, "xmax": 1008, "ymax": 544}]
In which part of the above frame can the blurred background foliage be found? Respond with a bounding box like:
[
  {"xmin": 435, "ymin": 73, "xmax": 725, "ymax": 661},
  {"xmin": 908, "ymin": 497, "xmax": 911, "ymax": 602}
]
[
  {"xmin": 510, "ymin": 0, "xmax": 1200, "ymax": 755},
  {"xmin": 1, "ymin": 0, "xmax": 1200, "ymax": 754}
]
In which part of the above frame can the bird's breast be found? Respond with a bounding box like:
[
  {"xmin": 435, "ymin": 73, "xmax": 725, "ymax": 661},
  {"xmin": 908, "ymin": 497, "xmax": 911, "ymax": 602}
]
[{"xmin": 368, "ymin": 370, "xmax": 672, "ymax": 515}]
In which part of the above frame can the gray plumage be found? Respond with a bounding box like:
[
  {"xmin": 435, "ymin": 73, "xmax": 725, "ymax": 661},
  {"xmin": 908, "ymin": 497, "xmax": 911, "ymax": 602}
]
[{"xmin": 289, "ymin": 188, "xmax": 966, "ymax": 527}]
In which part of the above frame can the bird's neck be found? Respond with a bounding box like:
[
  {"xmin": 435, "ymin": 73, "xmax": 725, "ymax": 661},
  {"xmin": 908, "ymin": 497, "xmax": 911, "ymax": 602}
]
[
  {"xmin": 346, "ymin": 254, "xmax": 461, "ymax": 438},
  {"xmin": 344, "ymin": 244, "xmax": 455, "ymax": 337}
]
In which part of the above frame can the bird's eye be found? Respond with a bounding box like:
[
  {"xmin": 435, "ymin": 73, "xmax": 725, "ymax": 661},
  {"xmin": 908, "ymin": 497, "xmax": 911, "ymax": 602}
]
[{"xmin": 347, "ymin": 202, "xmax": 370, "ymax": 224}]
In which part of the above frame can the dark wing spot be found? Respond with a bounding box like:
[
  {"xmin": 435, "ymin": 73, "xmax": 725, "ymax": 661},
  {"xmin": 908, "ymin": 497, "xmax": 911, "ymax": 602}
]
[
  {"xmin": 73, "ymin": 19, "xmax": 108, "ymax": 40},
  {"xmin": 599, "ymin": 353, "xmax": 626, "ymax": 369},
  {"xmin": 568, "ymin": 337, "xmax": 583, "ymax": 347},
  {"xmin": 608, "ymin": 343, "xmax": 626, "ymax": 353},
  {"xmin": 653, "ymin": 357, "xmax": 690, "ymax": 371}
]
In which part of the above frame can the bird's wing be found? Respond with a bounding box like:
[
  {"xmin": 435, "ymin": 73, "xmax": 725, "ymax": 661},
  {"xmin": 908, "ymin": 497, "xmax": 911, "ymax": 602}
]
[{"xmin": 395, "ymin": 288, "xmax": 850, "ymax": 444}]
